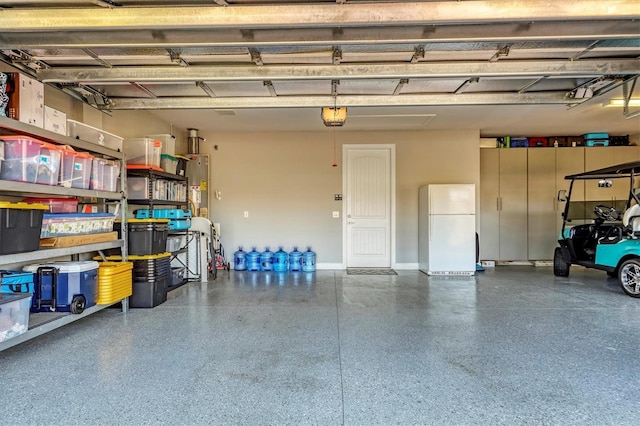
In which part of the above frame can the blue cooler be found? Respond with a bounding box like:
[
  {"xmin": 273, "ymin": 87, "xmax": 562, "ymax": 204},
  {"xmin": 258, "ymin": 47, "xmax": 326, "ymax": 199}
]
[
  {"xmin": 23, "ymin": 261, "xmax": 98, "ymax": 314},
  {"xmin": 0, "ymin": 270, "xmax": 35, "ymax": 296}
]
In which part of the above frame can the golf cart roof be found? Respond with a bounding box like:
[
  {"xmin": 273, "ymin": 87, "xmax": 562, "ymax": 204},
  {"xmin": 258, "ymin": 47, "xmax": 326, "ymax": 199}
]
[{"xmin": 565, "ymin": 161, "xmax": 640, "ymax": 180}]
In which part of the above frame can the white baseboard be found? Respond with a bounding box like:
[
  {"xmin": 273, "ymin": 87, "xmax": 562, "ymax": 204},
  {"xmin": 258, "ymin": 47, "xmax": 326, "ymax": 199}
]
[
  {"xmin": 393, "ymin": 263, "xmax": 419, "ymax": 270},
  {"xmin": 317, "ymin": 263, "xmax": 346, "ymax": 270},
  {"xmin": 317, "ymin": 263, "xmax": 419, "ymax": 270}
]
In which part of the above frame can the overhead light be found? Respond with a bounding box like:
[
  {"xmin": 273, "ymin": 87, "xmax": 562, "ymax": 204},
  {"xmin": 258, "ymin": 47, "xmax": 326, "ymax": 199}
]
[
  {"xmin": 603, "ymin": 99, "xmax": 640, "ymax": 108},
  {"xmin": 321, "ymin": 107, "xmax": 347, "ymax": 127}
]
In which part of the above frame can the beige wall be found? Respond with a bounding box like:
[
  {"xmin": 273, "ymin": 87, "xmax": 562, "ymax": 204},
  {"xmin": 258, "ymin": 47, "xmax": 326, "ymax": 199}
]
[{"xmin": 200, "ymin": 129, "xmax": 480, "ymax": 266}]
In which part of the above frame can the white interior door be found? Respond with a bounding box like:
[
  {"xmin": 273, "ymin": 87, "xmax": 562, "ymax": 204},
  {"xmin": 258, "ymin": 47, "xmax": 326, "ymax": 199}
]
[{"xmin": 344, "ymin": 146, "xmax": 393, "ymax": 268}]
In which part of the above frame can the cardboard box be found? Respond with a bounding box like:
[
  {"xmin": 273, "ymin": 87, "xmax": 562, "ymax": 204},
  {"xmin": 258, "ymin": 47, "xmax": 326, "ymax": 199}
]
[
  {"xmin": 7, "ymin": 72, "xmax": 44, "ymax": 128},
  {"xmin": 44, "ymin": 105, "xmax": 67, "ymax": 135},
  {"xmin": 39, "ymin": 231, "xmax": 118, "ymax": 248}
]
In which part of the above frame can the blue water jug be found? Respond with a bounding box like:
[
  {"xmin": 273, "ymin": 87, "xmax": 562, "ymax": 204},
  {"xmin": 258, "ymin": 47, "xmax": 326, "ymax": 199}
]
[
  {"xmin": 247, "ymin": 247, "xmax": 261, "ymax": 272},
  {"xmin": 289, "ymin": 247, "xmax": 303, "ymax": 272},
  {"xmin": 302, "ymin": 247, "xmax": 316, "ymax": 272},
  {"xmin": 260, "ymin": 247, "xmax": 274, "ymax": 271},
  {"xmin": 234, "ymin": 246, "xmax": 247, "ymax": 271},
  {"xmin": 273, "ymin": 247, "xmax": 289, "ymax": 272}
]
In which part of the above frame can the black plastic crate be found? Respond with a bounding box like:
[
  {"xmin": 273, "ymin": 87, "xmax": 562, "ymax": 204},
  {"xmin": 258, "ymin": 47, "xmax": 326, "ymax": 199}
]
[
  {"xmin": 115, "ymin": 220, "xmax": 169, "ymax": 255},
  {"xmin": 130, "ymin": 276, "xmax": 167, "ymax": 308},
  {"xmin": 0, "ymin": 202, "xmax": 47, "ymax": 255}
]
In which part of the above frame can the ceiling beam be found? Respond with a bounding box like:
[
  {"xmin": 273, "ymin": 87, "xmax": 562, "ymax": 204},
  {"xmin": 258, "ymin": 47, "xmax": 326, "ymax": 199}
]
[
  {"xmin": 37, "ymin": 60, "xmax": 640, "ymax": 83},
  {"xmin": 1, "ymin": 21, "xmax": 638, "ymax": 49},
  {"xmin": 1, "ymin": 1, "xmax": 638, "ymax": 31},
  {"xmin": 104, "ymin": 92, "xmax": 581, "ymax": 110}
]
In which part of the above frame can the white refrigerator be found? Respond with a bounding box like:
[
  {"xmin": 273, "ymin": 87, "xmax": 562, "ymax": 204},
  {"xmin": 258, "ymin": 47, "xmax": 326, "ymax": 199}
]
[{"xmin": 418, "ymin": 184, "xmax": 476, "ymax": 275}]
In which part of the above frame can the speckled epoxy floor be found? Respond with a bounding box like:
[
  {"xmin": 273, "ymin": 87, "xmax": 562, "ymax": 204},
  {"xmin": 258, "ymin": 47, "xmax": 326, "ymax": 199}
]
[{"xmin": 1, "ymin": 266, "xmax": 639, "ymax": 425}]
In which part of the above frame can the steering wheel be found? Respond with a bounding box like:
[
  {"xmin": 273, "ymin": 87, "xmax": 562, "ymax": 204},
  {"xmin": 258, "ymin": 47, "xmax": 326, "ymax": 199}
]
[{"xmin": 594, "ymin": 204, "xmax": 620, "ymax": 222}]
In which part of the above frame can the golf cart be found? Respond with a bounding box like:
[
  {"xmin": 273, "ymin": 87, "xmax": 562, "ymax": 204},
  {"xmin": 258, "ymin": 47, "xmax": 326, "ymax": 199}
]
[{"xmin": 554, "ymin": 161, "xmax": 640, "ymax": 297}]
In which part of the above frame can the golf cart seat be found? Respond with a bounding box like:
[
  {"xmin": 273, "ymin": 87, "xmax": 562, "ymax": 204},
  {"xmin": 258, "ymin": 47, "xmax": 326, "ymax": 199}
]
[{"xmin": 623, "ymin": 204, "xmax": 640, "ymax": 238}]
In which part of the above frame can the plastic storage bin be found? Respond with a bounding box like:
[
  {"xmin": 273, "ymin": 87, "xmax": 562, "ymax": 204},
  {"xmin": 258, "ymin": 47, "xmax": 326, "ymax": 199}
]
[
  {"xmin": 96, "ymin": 261, "xmax": 132, "ymax": 305},
  {"xmin": 124, "ymin": 138, "xmax": 162, "ymax": 167},
  {"xmin": 122, "ymin": 219, "xmax": 170, "ymax": 255},
  {"xmin": 146, "ymin": 134, "xmax": 175, "ymax": 156},
  {"xmin": 23, "ymin": 197, "xmax": 78, "ymax": 213},
  {"xmin": 0, "ymin": 293, "xmax": 32, "ymax": 343},
  {"xmin": 0, "ymin": 136, "xmax": 46, "ymax": 183},
  {"xmin": 60, "ymin": 147, "xmax": 93, "ymax": 189},
  {"xmin": 509, "ymin": 137, "xmax": 529, "ymax": 148},
  {"xmin": 67, "ymin": 120, "xmax": 124, "ymax": 152},
  {"xmin": 41, "ymin": 213, "xmax": 115, "ymax": 237},
  {"xmin": 23, "ymin": 261, "xmax": 99, "ymax": 314},
  {"xmin": 0, "ymin": 202, "xmax": 48, "ymax": 255},
  {"xmin": 171, "ymin": 267, "xmax": 185, "ymax": 287},
  {"xmin": 35, "ymin": 143, "xmax": 63, "ymax": 185},
  {"xmin": 90, "ymin": 158, "xmax": 120, "ymax": 192},
  {"xmin": 166, "ymin": 235, "xmax": 184, "ymax": 253},
  {"xmin": 127, "ymin": 177, "xmax": 152, "ymax": 199},
  {"xmin": 528, "ymin": 137, "xmax": 548, "ymax": 147},
  {"xmin": 160, "ymin": 154, "xmax": 177, "ymax": 174},
  {"xmin": 0, "ymin": 270, "xmax": 35, "ymax": 295},
  {"xmin": 129, "ymin": 253, "xmax": 171, "ymax": 308}
]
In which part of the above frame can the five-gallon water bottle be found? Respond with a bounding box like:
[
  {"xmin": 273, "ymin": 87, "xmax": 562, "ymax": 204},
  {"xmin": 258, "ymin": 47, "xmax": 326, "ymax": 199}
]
[
  {"xmin": 302, "ymin": 247, "xmax": 316, "ymax": 272},
  {"xmin": 247, "ymin": 247, "xmax": 261, "ymax": 272},
  {"xmin": 233, "ymin": 246, "xmax": 247, "ymax": 271},
  {"xmin": 289, "ymin": 247, "xmax": 303, "ymax": 272},
  {"xmin": 273, "ymin": 247, "xmax": 289, "ymax": 272},
  {"xmin": 260, "ymin": 247, "xmax": 274, "ymax": 271}
]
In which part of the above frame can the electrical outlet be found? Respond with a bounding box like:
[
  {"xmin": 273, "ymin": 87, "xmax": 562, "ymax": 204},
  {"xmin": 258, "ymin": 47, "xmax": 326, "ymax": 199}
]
[
  {"xmin": 244, "ymin": 211, "xmax": 249, "ymax": 218},
  {"xmin": 332, "ymin": 211, "xmax": 340, "ymax": 218}
]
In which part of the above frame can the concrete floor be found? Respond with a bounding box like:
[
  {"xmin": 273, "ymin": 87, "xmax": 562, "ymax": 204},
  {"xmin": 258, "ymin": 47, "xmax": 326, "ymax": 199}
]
[{"xmin": 1, "ymin": 266, "xmax": 639, "ymax": 425}]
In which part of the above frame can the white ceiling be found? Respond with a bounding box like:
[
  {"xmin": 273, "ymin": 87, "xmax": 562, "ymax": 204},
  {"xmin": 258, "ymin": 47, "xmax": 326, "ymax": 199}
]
[{"xmin": 0, "ymin": 0, "xmax": 638, "ymax": 136}]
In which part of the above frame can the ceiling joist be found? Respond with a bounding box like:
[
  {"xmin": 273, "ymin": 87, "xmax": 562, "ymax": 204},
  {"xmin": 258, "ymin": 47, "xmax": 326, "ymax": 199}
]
[
  {"xmin": 0, "ymin": 1, "xmax": 638, "ymax": 31},
  {"xmin": 37, "ymin": 60, "xmax": 640, "ymax": 83}
]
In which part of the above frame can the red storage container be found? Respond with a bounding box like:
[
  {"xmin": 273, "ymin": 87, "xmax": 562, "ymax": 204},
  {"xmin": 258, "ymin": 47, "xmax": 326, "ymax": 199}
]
[
  {"xmin": 528, "ymin": 137, "xmax": 548, "ymax": 147},
  {"xmin": 23, "ymin": 197, "xmax": 78, "ymax": 213}
]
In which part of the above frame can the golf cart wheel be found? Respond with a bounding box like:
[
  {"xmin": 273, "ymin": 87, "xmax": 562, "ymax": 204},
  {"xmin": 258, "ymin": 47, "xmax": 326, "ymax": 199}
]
[
  {"xmin": 553, "ymin": 247, "xmax": 570, "ymax": 277},
  {"xmin": 70, "ymin": 295, "xmax": 86, "ymax": 314},
  {"xmin": 618, "ymin": 258, "xmax": 640, "ymax": 298}
]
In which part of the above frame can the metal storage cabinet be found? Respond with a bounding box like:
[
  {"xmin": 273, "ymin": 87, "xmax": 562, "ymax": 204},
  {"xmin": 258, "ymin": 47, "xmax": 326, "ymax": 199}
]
[
  {"xmin": 527, "ymin": 148, "xmax": 585, "ymax": 261},
  {"xmin": 479, "ymin": 149, "xmax": 528, "ymax": 261}
]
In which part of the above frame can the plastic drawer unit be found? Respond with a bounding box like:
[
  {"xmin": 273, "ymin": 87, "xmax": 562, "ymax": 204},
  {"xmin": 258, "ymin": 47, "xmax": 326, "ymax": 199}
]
[{"xmin": 23, "ymin": 261, "xmax": 99, "ymax": 314}]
